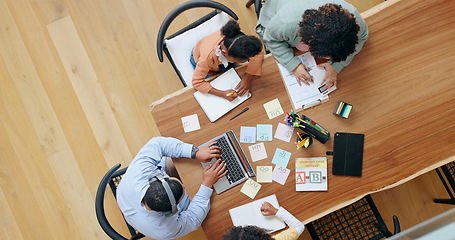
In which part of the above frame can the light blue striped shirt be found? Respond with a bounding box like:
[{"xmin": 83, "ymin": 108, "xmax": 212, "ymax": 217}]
[{"xmin": 117, "ymin": 137, "xmax": 213, "ymax": 239}]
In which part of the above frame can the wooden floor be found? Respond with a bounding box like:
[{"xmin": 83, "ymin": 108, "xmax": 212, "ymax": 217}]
[{"xmin": 0, "ymin": 0, "xmax": 452, "ymax": 239}]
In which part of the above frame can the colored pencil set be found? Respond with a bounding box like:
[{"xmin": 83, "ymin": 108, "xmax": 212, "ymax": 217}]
[{"xmin": 285, "ymin": 111, "xmax": 330, "ymax": 144}]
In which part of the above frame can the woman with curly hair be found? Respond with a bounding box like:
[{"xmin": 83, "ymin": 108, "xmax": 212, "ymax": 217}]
[
  {"xmin": 256, "ymin": 0, "xmax": 368, "ymax": 89},
  {"xmin": 222, "ymin": 201, "xmax": 305, "ymax": 240},
  {"xmin": 192, "ymin": 20, "xmax": 264, "ymax": 101}
]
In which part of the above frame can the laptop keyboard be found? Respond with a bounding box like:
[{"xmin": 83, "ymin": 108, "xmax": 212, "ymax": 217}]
[{"xmin": 215, "ymin": 137, "xmax": 245, "ymax": 184}]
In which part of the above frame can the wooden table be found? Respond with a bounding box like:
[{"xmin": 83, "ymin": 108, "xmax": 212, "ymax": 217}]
[{"xmin": 151, "ymin": 0, "xmax": 455, "ymax": 238}]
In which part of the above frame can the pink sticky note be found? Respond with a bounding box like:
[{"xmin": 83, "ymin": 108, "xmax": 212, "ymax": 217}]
[
  {"xmin": 274, "ymin": 123, "xmax": 294, "ymax": 142},
  {"xmin": 273, "ymin": 166, "xmax": 291, "ymax": 185}
]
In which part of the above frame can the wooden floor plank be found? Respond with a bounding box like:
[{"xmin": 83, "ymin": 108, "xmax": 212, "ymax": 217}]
[
  {"xmin": 0, "ymin": 3, "xmax": 104, "ymax": 238},
  {"xmin": 0, "ymin": 55, "xmax": 82, "ymax": 239},
  {"xmin": 0, "ymin": 188, "xmax": 25, "ymax": 240},
  {"xmin": 47, "ymin": 16, "xmax": 133, "ymax": 167}
]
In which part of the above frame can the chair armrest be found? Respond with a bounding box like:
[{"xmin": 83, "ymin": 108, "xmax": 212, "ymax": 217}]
[
  {"xmin": 95, "ymin": 164, "xmax": 128, "ymax": 240},
  {"xmin": 393, "ymin": 215, "xmax": 401, "ymax": 234}
]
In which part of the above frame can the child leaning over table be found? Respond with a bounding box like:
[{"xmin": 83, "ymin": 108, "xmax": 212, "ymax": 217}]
[
  {"xmin": 191, "ymin": 20, "xmax": 264, "ymax": 101},
  {"xmin": 222, "ymin": 201, "xmax": 305, "ymax": 240}
]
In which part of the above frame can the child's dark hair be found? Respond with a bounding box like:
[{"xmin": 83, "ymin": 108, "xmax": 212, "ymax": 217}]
[
  {"xmin": 221, "ymin": 20, "xmax": 262, "ymax": 60},
  {"xmin": 222, "ymin": 226, "xmax": 274, "ymax": 240},
  {"xmin": 298, "ymin": 4, "xmax": 360, "ymax": 63}
]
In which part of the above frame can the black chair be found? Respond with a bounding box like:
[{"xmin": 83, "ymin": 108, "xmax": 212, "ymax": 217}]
[
  {"xmin": 95, "ymin": 164, "xmax": 145, "ymax": 240},
  {"xmin": 245, "ymin": 0, "xmax": 263, "ymax": 19},
  {"xmin": 306, "ymin": 195, "xmax": 400, "ymax": 240},
  {"xmin": 156, "ymin": 0, "xmax": 238, "ymax": 87},
  {"xmin": 434, "ymin": 161, "xmax": 455, "ymax": 205}
]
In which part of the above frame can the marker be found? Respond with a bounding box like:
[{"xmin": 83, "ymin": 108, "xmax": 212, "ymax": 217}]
[
  {"xmin": 230, "ymin": 107, "xmax": 249, "ymax": 120},
  {"xmin": 226, "ymin": 91, "xmax": 236, "ymax": 96}
]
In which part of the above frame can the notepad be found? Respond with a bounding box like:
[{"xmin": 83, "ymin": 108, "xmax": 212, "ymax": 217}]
[
  {"xmin": 273, "ymin": 166, "xmax": 291, "ymax": 185},
  {"xmin": 193, "ymin": 68, "xmax": 251, "ymax": 122},
  {"xmin": 257, "ymin": 124, "xmax": 273, "ymax": 142},
  {"xmin": 248, "ymin": 142, "xmax": 267, "ymax": 162},
  {"xmin": 272, "ymin": 148, "xmax": 292, "ymax": 168},
  {"xmin": 257, "ymin": 166, "xmax": 273, "ymax": 183},
  {"xmin": 240, "ymin": 178, "xmax": 261, "ymax": 199},
  {"xmin": 181, "ymin": 114, "xmax": 200, "ymax": 133},
  {"xmin": 229, "ymin": 194, "xmax": 286, "ymax": 233}
]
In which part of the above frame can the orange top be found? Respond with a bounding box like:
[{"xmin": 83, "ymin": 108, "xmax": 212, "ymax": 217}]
[{"xmin": 192, "ymin": 30, "xmax": 264, "ymax": 93}]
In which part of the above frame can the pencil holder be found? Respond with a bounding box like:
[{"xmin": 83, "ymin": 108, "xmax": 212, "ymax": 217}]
[
  {"xmin": 285, "ymin": 111, "xmax": 330, "ymax": 144},
  {"xmin": 296, "ymin": 133, "xmax": 313, "ymax": 149}
]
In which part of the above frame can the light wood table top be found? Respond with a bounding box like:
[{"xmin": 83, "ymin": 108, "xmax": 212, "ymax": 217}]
[{"xmin": 151, "ymin": 0, "xmax": 455, "ymax": 238}]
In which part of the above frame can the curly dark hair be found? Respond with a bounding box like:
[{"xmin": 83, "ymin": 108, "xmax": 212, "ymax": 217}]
[
  {"xmin": 143, "ymin": 178, "xmax": 183, "ymax": 212},
  {"xmin": 221, "ymin": 20, "xmax": 262, "ymax": 60},
  {"xmin": 298, "ymin": 4, "xmax": 359, "ymax": 63},
  {"xmin": 222, "ymin": 226, "xmax": 274, "ymax": 240}
]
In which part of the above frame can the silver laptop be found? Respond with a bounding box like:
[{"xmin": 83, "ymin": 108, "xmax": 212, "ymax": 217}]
[{"xmin": 200, "ymin": 130, "xmax": 255, "ymax": 194}]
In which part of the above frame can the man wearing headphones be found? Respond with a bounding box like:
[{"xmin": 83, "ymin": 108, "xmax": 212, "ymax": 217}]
[{"xmin": 116, "ymin": 137, "xmax": 226, "ymax": 239}]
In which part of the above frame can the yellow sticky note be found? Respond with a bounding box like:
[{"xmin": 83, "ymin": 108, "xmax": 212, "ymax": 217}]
[
  {"xmin": 240, "ymin": 178, "xmax": 262, "ymax": 199},
  {"xmin": 257, "ymin": 166, "xmax": 273, "ymax": 183},
  {"xmin": 263, "ymin": 98, "xmax": 284, "ymax": 119}
]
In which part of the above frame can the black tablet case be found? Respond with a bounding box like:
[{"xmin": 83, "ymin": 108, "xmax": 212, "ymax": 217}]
[{"xmin": 331, "ymin": 132, "xmax": 364, "ymax": 177}]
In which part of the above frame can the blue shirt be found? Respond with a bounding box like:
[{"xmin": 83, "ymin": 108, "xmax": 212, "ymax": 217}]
[{"xmin": 116, "ymin": 137, "xmax": 213, "ymax": 239}]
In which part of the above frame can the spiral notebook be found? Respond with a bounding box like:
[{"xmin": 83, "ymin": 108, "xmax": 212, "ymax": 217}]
[{"xmin": 193, "ymin": 68, "xmax": 251, "ymax": 122}]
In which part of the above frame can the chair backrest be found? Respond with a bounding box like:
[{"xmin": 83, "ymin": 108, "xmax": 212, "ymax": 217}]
[
  {"xmin": 442, "ymin": 161, "xmax": 455, "ymax": 191},
  {"xmin": 95, "ymin": 164, "xmax": 144, "ymax": 240},
  {"xmin": 156, "ymin": 0, "xmax": 238, "ymax": 87},
  {"xmin": 306, "ymin": 195, "xmax": 396, "ymax": 240}
]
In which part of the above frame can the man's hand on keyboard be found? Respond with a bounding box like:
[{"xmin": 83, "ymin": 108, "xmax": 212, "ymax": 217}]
[
  {"xmin": 202, "ymin": 159, "xmax": 228, "ymax": 188},
  {"xmin": 195, "ymin": 142, "xmax": 221, "ymax": 163}
]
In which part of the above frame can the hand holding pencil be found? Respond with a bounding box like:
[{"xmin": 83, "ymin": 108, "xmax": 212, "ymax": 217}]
[
  {"xmin": 224, "ymin": 89, "xmax": 238, "ymax": 101},
  {"xmin": 261, "ymin": 201, "xmax": 278, "ymax": 216}
]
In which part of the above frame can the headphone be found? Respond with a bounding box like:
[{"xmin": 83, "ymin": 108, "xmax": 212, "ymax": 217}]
[{"xmin": 149, "ymin": 173, "xmax": 178, "ymax": 216}]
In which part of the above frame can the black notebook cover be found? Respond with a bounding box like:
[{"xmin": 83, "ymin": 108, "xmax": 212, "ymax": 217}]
[{"xmin": 331, "ymin": 132, "xmax": 364, "ymax": 177}]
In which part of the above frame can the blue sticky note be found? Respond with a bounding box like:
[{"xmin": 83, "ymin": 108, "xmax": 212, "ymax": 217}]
[
  {"xmin": 240, "ymin": 126, "xmax": 256, "ymax": 143},
  {"xmin": 256, "ymin": 124, "xmax": 273, "ymax": 142},
  {"xmin": 272, "ymin": 148, "xmax": 292, "ymax": 168}
]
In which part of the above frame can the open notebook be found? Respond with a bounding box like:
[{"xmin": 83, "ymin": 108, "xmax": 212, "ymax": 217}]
[
  {"xmin": 229, "ymin": 194, "xmax": 286, "ymax": 233},
  {"xmin": 193, "ymin": 68, "xmax": 251, "ymax": 122}
]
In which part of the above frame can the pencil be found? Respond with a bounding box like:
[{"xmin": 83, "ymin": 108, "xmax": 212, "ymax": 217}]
[{"xmin": 230, "ymin": 107, "xmax": 249, "ymax": 120}]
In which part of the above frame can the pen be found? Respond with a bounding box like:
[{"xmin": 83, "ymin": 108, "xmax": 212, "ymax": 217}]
[
  {"xmin": 306, "ymin": 67, "xmax": 314, "ymax": 82},
  {"xmin": 226, "ymin": 91, "xmax": 236, "ymax": 96},
  {"xmin": 230, "ymin": 107, "xmax": 249, "ymax": 120},
  {"xmin": 262, "ymin": 204, "xmax": 272, "ymax": 213}
]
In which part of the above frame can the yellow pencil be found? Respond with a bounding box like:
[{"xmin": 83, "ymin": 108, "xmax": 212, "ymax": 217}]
[{"xmin": 226, "ymin": 91, "xmax": 236, "ymax": 96}]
